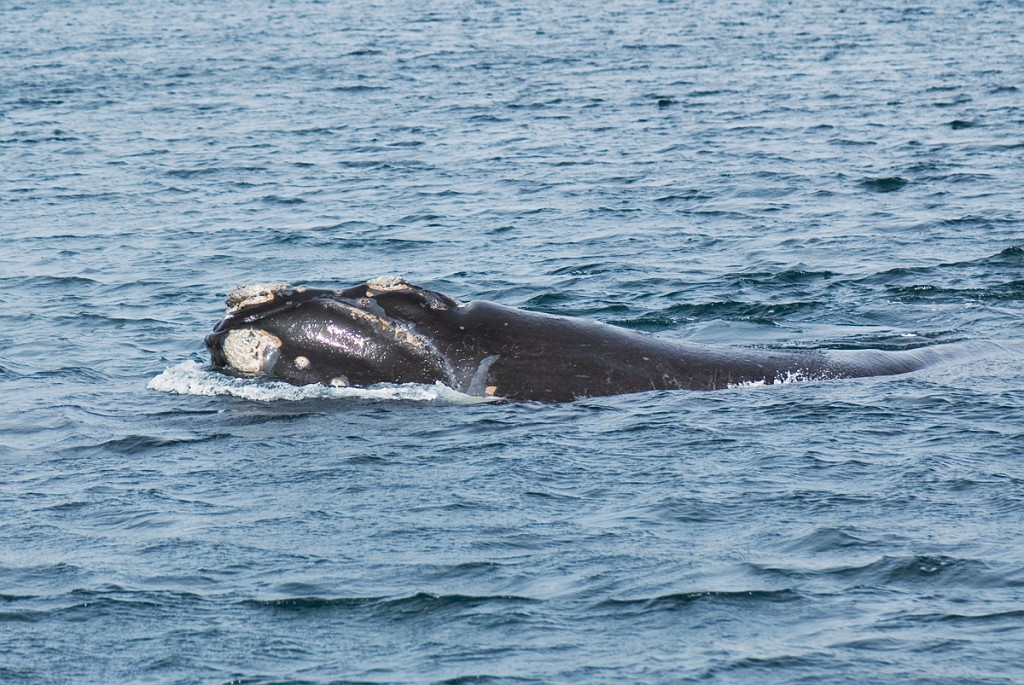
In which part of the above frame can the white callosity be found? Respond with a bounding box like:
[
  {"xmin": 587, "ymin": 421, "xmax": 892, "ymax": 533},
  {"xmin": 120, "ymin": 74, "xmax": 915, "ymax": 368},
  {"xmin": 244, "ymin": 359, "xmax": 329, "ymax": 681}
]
[
  {"xmin": 365, "ymin": 275, "xmax": 407, "ymax": 292},
  {"xmin": 222, "ymin": 328, "xmax": 282, "ymax": 375},
  {"xmin": 225, "ymin": 283, "xmax": 291, "ymax": 313}
]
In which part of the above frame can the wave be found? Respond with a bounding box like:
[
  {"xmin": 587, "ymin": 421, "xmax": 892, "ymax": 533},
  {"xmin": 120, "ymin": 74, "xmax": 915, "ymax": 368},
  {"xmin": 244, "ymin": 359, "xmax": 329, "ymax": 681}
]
[
  {"xmin": 749, "ymin": 554, "xmax": 1004, "ymax": 589},
  {"xmin": 859, "ymin": 176, "xmax": 909, "ymax": 193},
  {"xmin": 245, "ymin": 592, "xmax": 536, "ymax": 619},
  {"xmin": 594, "ymin": 588, "xmax": 802, "ymax": 613},
  {"xmin": 147, "ymin": 361, "xmax": 492, "ymax": 404}
]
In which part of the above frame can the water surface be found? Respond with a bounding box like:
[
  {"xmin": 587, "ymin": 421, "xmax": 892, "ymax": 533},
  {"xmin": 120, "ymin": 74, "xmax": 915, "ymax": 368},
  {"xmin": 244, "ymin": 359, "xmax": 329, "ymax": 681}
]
[{"xmin": 3, "ymin": 1, "xmax": 1024, "ymax": 682}]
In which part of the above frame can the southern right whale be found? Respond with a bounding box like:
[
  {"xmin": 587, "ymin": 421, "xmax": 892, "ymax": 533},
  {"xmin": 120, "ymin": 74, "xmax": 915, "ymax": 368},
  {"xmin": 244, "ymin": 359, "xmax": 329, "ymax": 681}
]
[{"xmin": 204, "ymin": 278, "xmax": 969, "ymax": 402}]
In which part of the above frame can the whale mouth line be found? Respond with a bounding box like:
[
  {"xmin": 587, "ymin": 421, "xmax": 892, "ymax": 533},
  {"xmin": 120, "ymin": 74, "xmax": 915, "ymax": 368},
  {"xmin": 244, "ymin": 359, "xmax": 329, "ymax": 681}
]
[{"xmin": 208, "ymin": 282, "xmax": 463, "ymax": 389}]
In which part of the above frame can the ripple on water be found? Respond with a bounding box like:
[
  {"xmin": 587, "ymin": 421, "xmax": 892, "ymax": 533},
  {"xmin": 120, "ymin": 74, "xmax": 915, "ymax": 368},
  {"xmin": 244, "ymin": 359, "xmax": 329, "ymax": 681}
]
[{"xmin": 2, "ymin": 0, "xmax": 1024, "ymax": 683}]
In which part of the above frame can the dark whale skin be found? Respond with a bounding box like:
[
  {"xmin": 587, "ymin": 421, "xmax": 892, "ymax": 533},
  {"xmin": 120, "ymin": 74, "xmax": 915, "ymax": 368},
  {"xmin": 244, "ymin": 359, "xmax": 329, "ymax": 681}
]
[{"xmin": 205, "ymin": 279, "xmax": 957, "ymax": 403}]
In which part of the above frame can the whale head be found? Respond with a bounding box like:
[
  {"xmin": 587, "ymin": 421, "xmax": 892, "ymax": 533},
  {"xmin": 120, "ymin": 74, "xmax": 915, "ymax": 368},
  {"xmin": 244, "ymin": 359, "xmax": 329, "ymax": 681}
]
[{"xmin": 204, "ymin": 278, "xmax": 461, "ymax": 388}]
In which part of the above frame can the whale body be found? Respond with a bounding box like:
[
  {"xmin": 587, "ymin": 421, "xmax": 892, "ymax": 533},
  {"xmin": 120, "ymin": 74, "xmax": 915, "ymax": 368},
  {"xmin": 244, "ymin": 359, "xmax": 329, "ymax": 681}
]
[{"xmin": 204, "ymin": 278, "xmax": 959, "ymax": 402}]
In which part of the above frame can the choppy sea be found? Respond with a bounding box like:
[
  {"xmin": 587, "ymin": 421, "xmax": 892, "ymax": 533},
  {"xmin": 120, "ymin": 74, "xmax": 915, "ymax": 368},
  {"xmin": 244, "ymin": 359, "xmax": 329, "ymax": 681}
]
[{"xmin": 3, "ymin": 1, "xmax": 1024, "ymax": 682}]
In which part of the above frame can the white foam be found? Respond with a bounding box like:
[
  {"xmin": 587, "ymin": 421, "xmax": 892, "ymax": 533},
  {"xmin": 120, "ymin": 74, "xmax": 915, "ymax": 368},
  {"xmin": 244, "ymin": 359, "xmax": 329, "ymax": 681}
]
[
  {"xmin": 726, "ymin": 370, "xmax": 813, "ymax": 389},
  {"xmin": 147, "ymin": 361, "xmax": 493, "ymax": 404}
]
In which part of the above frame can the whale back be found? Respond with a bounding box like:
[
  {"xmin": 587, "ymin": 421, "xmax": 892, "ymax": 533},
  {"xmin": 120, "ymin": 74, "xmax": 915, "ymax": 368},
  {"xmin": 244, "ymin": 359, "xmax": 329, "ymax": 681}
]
[{"xmin": 205, "ymin": 280, "xmax": 965, "ymax": 402}]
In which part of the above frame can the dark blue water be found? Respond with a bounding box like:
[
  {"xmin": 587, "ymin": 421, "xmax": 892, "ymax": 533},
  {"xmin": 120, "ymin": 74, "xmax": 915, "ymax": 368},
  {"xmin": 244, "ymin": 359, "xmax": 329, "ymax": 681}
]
[{"xmin": 3, "ymin": 1, "xmax": 1024, "ymax": 682}]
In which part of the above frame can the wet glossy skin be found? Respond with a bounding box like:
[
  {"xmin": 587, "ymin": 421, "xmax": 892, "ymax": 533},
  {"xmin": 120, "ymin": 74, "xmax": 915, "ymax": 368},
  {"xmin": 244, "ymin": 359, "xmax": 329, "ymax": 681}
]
[{"xmin": 206, "ymin": 279, "xmax": 950, "ymax": 402}]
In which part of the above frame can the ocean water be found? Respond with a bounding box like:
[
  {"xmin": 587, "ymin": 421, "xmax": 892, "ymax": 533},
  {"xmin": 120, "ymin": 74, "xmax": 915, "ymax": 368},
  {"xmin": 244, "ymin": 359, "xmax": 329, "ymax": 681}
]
[{"xmin": 3, "ymin": 0, "xmax": 1024, "ymax": 682}]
